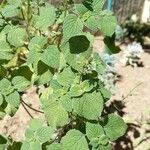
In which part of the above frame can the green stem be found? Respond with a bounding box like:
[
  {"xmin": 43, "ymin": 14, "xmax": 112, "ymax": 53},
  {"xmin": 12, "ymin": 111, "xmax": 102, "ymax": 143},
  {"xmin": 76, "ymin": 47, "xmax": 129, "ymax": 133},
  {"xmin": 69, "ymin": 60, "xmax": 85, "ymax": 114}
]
[
  {"xmin": 1, "ymin": 0, "xmax": 6, "ymax": 5},
  {"xmin": 21, "ymin": 8, "xmax": 25, "ymax": 20},
  {"xmin": 26, "ymin": 0, "xmax": 31, "ymax": 40},
  {"xmin": 37, "ymin": 0, "xmax": 40, "ymax": 15},
  {"xmin": 63, "ymin": 0, "xmax": 68, "ymax": 17}
]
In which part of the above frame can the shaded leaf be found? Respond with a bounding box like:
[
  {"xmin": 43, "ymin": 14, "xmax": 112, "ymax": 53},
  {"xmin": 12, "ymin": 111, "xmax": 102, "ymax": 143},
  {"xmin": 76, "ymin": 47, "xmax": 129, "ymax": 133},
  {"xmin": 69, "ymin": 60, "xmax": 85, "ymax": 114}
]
[
  {"xmin": 104, "ymin": 35, "xmax": 121, "ymax": 54},
  {"xmin": 69, "ymin": 35, "xmax": 90, "ymax": 54}
]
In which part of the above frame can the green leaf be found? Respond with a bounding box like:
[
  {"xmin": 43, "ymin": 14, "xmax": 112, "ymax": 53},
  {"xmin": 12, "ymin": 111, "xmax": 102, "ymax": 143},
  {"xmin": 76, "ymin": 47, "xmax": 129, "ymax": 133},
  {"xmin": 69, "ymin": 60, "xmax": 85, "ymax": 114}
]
[
  {"xmin": 29, "ymin": 119, "xmax": 43, "ymax": 131},
  {"xmin": 93, "ymin": 53, "xmax": 106, "ymax": 73},
  {"xmin": 41, "ymin": 100, "xmax": 68, "ymax": 128},
  {"xmin": 35, "ymin": 126, "xmax": 54, "ymax": 143},
  {"xmin": 75, "ymin": 4, "xmax": 89, "ymax": 16},
  {"xmin": 36, "ymin": 61, "xmax": 53, "ymax": 85},
  {"xmin": 33, "ymin": 4, "xmax": 55, "ymax": 31},
  {"xmin": 21, "ymin": 141, "xmax": 30, "ymax": 150},
  {"xmin": 26, "ymin": 49, "xmax": 41, "ymax": 70},
  {"xmin": 100, "ymin": 87, "xmax": 112, "ymax": 102},
  {"xmin": 82, "ymin": 0, "xmax": 93, "ymax": 11},
  {"xmin": 0, "ymin": 19, "xmax": 5, "ymax": 26},
  {"xmin": 41, "ymin": 45, "xmax": 60, "ymax": 69},
  {"xmin": 24, "ymin": 121, "xmax": 51, "ymax": 149},
  {"xmin": 0, "ymin": 134, "xmax": 7, "ymax": 144},
  {"xmin": 28, "ymin": 36, "xmax": 47, "ymax": 51},
  {"xmin": 97, "ymin": 11, "xmax": 117, "ymax": 36},
  {"xmin": 7, "ymin": 0, "xmax": 22, "ymax": 7},
  {"xmin": 46, "ymin": 143, "xmax": 62, "ymax": 150},
  {"xmin": 4, "ymin": 103, "xmax": 17, "ymax": 116},
  {"xmin": 40, "ymin": 86, "xmax": 54, "ymax": 101},
  {"xmin": 81, "ymin": 80, "xmax": 94, "ymax": 92},
  {"xmin": 61, "ymin": 129, "xmax": 89, "ymax": 150},
  {"xmin": 2, "ymin": 25, "xmax": 13, "ymax": 34},
  {"xmin": 103, "ymin": 114, "xmax": 127, "ymax": 141},
  {"xmin": 92, "ymin": 143, "xmax": 111, "ymax": 150},
  {"xmin": 1, "ymin": 5, "xmax": 19, "ymax": 18},
  {"xmin": 0, "ymin": 134, "xmax": 12, "ymax": 149},
  {"xmin": 69, "ymin": 35, "xmax": 90, "ymax": 54},
  {"xmin": 93, "ymin": 0, "xmax": 105, "ymax": 14},
  {"xmin": 69, "ymin": 84, "xmax": 84, "ymax": 97},
  {"xmin": 63, "ymin": 14, "xmax": 84, "ymax": 41},
  {"xmin": 104, "ymin": 35, "xmax": 121, "ymax": 54},
  {"xmin": 5, "ymin": 91, "xmax": 20, "ymax": 107},
  {"xmin": 0, "ymin": 78, "xmax": 14, "ymax": 95},
  {"xmin": 0, "ymin": 110, "xmax": 6, "ymax": 119},
  {"xmin": 59, "ymin": 52, "xmax": 67, "ymax": 70},
  {"xmin": 59, "ymin": 94, "xmax": 73, "ymax": 112},
  {"xmin": 0, "ymin": 66, "xmax": 7, "ymax": 80},
  {"xmin": 86, "ymin": 122, "xmax": 104, "ymax": 140},
  {"xmin": 21, "ymin": 141, "xmax": 42, "ymax": 150},
  {"xmin": 73, "ymin": 92, "xmax": 103, "ymax": 120},
  {"xmin": 57, "ymin": 67, "xmax": 75, "ymax": 87},
  {"xmin": 7, "ymin": 27, "xmax": 27, "ymax": 47},
  {"xmin": 25, "ymin": 128, "xmax": 35, "ymax": 141},
  {"xmin": 85, "ymin": 16, "xmax": 98, "ymax": 31},
  {"xmin": 0, "ymin": 94, "xmax": 4, "ymax": 106},
  {"xmin": 0, "ymin": 33, "xmax": 10, "ymax": 51},
  {"xmin": 98, "ymin": 134, "xmax": 109, "ymax": 145},
  {"xmin": 11, "ymin": 65, "xmax": 32, "ymax": 81},
  {"xmin": 37, "ymin": 70, "xmax": 53, "ymax": 85},
  {"xmin": 12, "ymin": 76, "xmax": 30, "ymax": 92},
  {"xmin": 66, "ymin": 54, "xmax": 86, "ymax": 72},
  {"xmin": 88, "ymin": 132, "xmax": 109, "ymax": 148},
  {"xmin": 69, "ymin": 80, "xmax": 93, "ymax": 97},
  {"xmin": 0, "ymin": 33, "xmax": 13, "ymax": 60}
]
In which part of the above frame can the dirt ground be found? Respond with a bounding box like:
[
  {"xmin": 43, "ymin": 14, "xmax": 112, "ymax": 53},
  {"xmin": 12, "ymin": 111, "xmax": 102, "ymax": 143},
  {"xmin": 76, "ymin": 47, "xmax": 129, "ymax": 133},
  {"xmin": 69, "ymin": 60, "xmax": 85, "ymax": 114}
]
[{"xmin": 0, "ymin": 36, "xmax": 150, "ymax": 150}]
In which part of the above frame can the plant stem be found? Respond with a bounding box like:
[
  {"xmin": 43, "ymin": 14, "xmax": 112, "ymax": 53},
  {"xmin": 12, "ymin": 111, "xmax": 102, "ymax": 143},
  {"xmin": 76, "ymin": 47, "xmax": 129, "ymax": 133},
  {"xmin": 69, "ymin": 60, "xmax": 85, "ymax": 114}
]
[
  {"xmin": 21, "ymin": 99, "xmax": 44, "ymax": 114},
  {"xmin": 37, "ymin": 0, "xmax": 40, "ymax": 15},
  {"xmin": 26, "ymin": 0, "xmax": 31, "ymax": 40},
  {"xmin": 63, "ymin": 0, "xmax": 68, "ymax": 17},
  {"xmin": 21, "ymin": 102, "xmax": 34, "ymax": 118},
  {"xmin": 1, "ymin": 0, "xmax": 6, "ymax": 5},
  {"xmin": 21, "ymin": 8, "xmax": 25, "ymax": 20},
  {"xmin": 122, "ymin": 82, "xmax": 143, "ymax": 101}
]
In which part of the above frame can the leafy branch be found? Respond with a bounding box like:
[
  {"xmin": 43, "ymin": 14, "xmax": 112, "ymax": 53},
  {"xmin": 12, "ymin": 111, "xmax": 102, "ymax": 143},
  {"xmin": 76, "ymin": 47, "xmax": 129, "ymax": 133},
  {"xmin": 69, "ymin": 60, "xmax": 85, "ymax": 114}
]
[{"xmin": 0, "ymin": 0, "xmax": 127, "ymax": 149}]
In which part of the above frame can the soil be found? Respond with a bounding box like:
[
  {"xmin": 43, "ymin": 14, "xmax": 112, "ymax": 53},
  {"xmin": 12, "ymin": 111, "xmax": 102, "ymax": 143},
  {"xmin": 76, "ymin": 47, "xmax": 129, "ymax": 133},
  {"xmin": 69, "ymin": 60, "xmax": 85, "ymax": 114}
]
[{"xmin": 0, "ymin": 36, "xmax": 150, "ymax": 150}]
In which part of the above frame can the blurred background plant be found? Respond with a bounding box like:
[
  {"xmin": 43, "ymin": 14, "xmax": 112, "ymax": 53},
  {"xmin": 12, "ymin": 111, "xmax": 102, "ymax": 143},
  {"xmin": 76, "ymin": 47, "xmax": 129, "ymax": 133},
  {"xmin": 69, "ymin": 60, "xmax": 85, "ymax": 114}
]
[
  {"xmin": 121, "ymin": 42, "xmax": 144, "ymax": 67},
  {"xmin": 99, "ymin": 53, "xmax": 119, "ymax": 93},
  {"xmin": 122, "ymin": 16, "xmax": 150, "ymax": 45}
]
